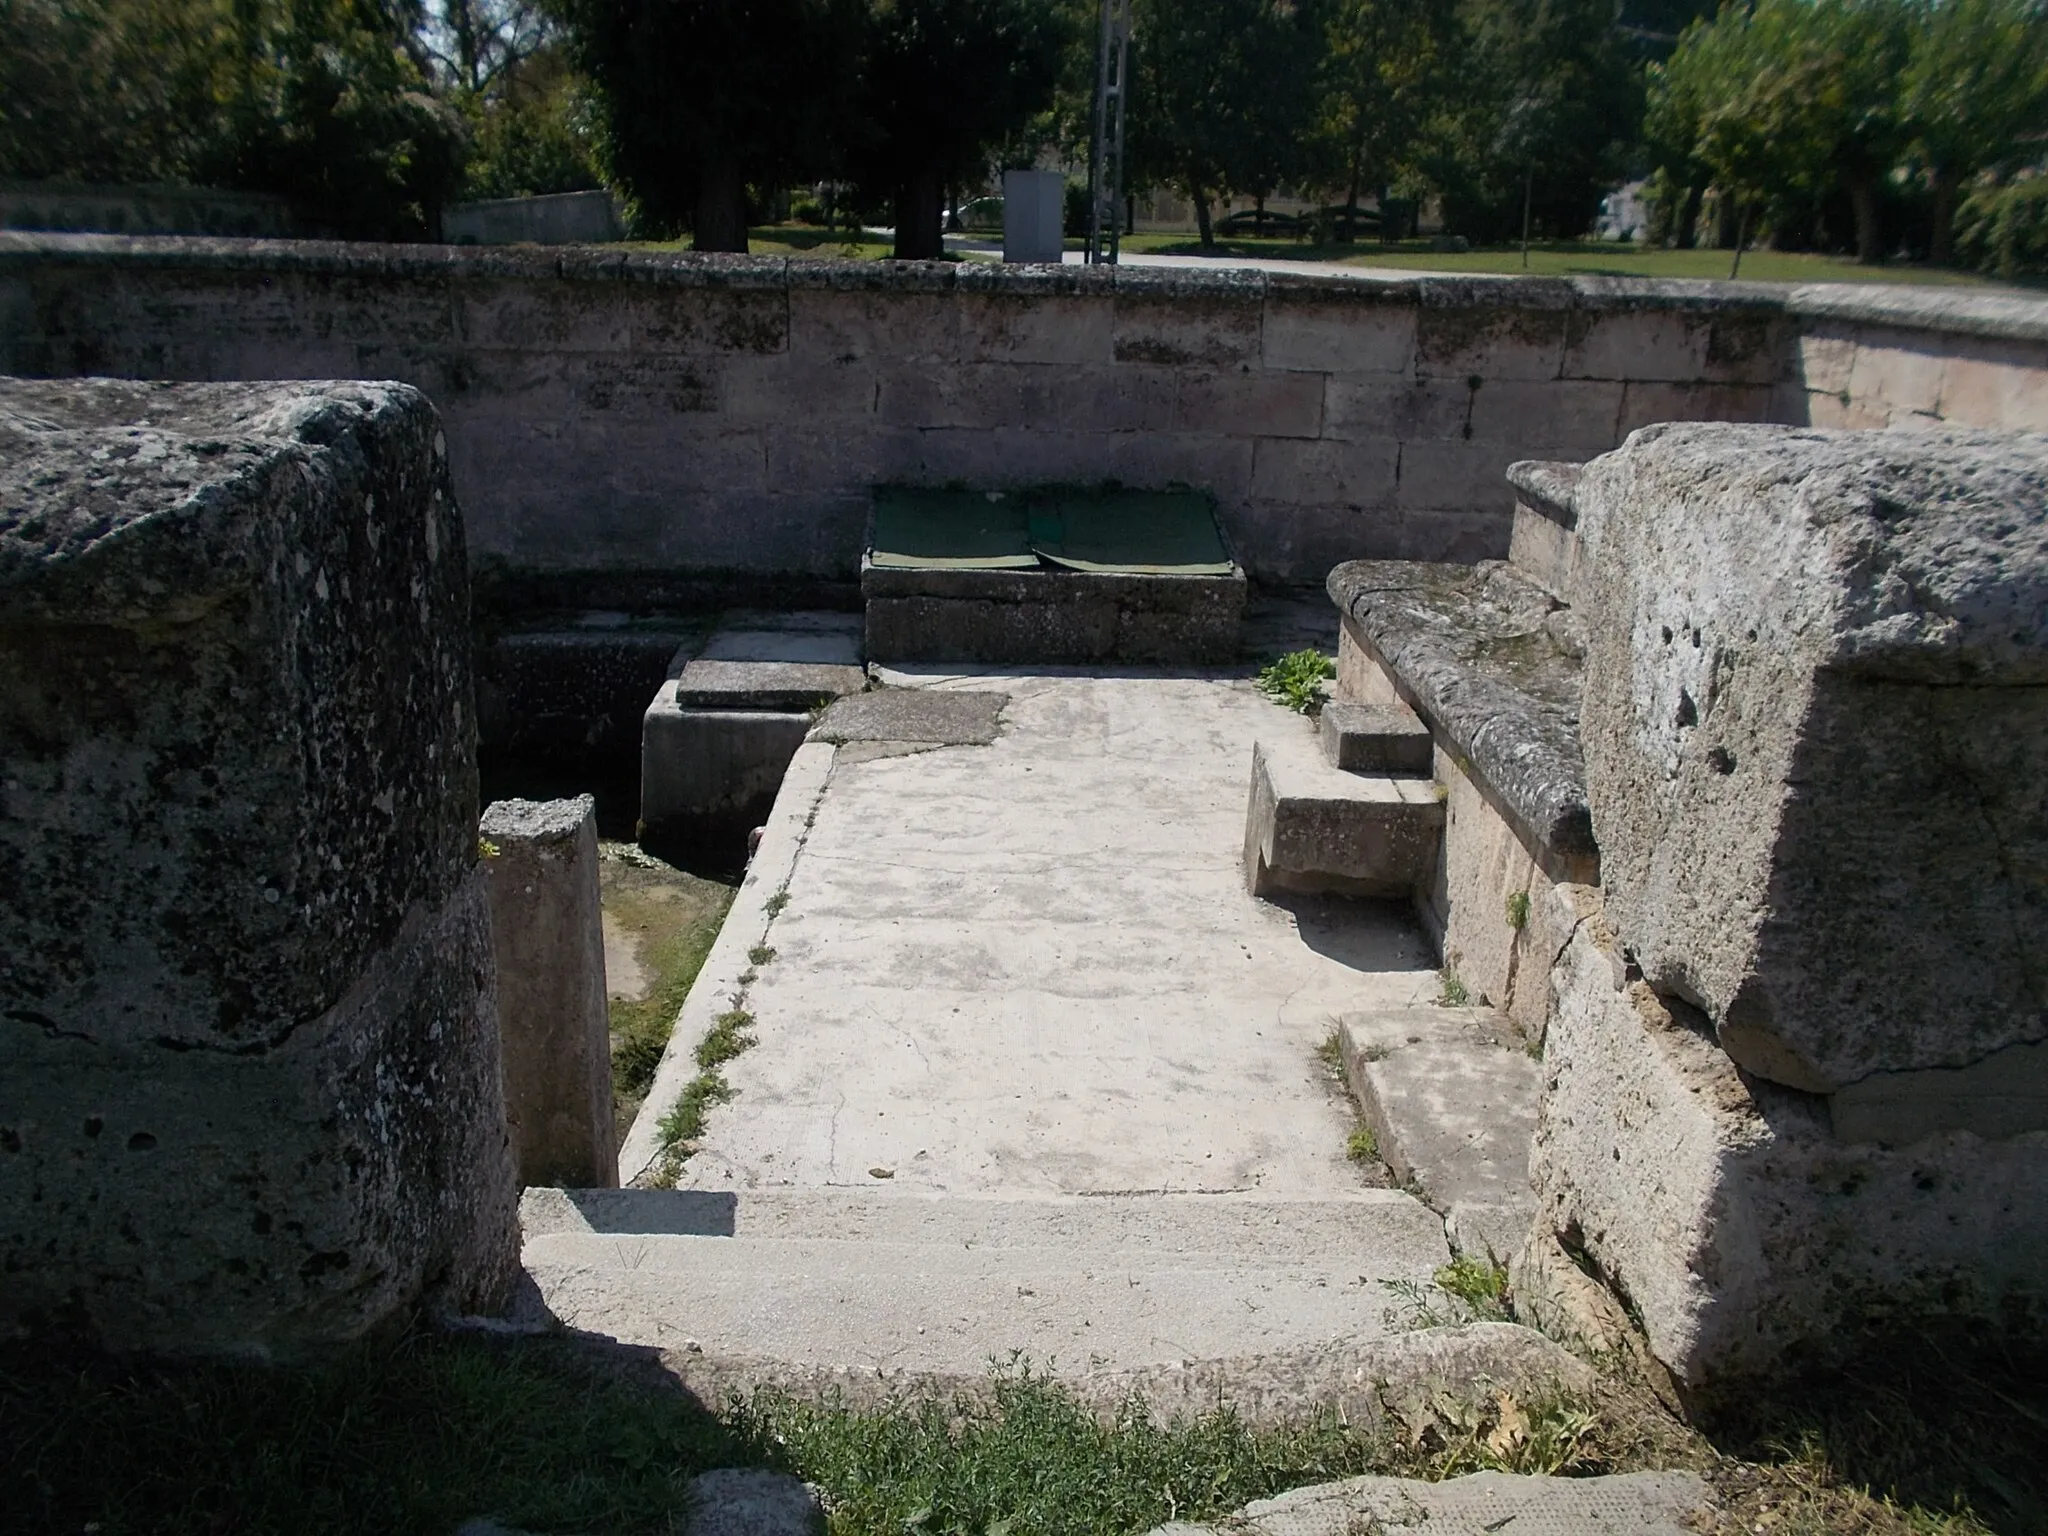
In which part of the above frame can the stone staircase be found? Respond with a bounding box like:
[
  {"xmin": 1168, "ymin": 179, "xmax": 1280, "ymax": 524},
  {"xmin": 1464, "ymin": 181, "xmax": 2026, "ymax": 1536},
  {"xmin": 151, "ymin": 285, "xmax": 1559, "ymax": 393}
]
[{"xmin": 1242, "ymin": 700, "xmax": 1443, "ymax": 900}]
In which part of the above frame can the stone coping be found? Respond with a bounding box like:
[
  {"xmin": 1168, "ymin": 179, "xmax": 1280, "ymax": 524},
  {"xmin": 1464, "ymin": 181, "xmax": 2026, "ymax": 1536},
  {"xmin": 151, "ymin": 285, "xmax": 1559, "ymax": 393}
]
[
  {"xmin": 1504, "ymin": 460, "xmax": 1583, "ymax": 529},
  {"xmin": 1327, "ymin": 558, "xmax": 1593, "ymax": 862},
  {"xmin": 8, "ymin": 232, "xmax": 2048, "ymax": 342}
]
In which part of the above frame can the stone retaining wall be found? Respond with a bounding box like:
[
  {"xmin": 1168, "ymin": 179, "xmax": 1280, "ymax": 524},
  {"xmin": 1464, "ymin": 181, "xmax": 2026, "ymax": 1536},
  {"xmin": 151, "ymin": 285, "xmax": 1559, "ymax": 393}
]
[{"xmin": 2, "ymin": 233, "xmax": 2044, "ymax": 601}]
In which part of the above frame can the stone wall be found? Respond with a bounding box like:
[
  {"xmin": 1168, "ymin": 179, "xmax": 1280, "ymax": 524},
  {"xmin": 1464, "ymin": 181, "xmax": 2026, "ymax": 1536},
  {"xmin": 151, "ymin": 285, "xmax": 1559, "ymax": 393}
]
[
  {"xmin": 2, "ymin": 233, "xmax": 2044, "ymax": 602},
  {"xmin": 0, "ymin": 377, "xmax": 517, "ymax": 1357}
]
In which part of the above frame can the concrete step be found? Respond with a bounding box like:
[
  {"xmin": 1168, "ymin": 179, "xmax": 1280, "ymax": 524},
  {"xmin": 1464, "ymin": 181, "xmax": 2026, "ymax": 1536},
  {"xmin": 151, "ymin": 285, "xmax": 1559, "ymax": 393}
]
[
  {"xmin": 519, "ymin": 1188, "xmax": 1453, "ymax": 1374},
  {"xmin": 1243, "ymin": 725, "xmax": 1443, "ymax": 899},
  {"xmin": 1338, "ymin": 1007, "xmax": 1541, "ymax": 1263},
  {"xmin": 1318, "ymin": 700, "xmax": 1433, "ymax": 776}
]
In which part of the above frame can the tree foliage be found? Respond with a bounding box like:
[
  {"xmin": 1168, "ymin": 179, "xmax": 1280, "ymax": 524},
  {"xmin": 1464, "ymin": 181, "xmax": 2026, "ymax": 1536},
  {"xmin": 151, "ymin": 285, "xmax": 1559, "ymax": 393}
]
[
  {"xmin": 1, "ymin": 0, "xmax": 463, "ymax": 238},
  {"xmin": 546, "ymin": 0, "xmax": 864, "ymax": 250},
  {"xmin": 1654, "ymin": 0, "xmax": 2048, "ymax": 264},
  {"xmin": 848, "ymin": 0, "xmax": 1069, "ymax": 259}
]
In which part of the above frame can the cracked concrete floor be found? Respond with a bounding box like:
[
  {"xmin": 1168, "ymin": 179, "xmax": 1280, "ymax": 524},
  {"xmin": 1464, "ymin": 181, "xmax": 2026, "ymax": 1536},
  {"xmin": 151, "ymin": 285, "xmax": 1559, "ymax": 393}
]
[{"xmin": 681, "ymin": 670, "xmax": 1441, "ymax": 1197}]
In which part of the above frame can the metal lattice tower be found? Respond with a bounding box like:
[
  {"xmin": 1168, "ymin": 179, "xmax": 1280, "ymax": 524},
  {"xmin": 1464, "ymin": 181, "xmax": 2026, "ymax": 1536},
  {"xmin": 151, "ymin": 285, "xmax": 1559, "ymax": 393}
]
[{"xmin": 1086, "ymin": 0, "xmax": 1132, "ymax": 265}]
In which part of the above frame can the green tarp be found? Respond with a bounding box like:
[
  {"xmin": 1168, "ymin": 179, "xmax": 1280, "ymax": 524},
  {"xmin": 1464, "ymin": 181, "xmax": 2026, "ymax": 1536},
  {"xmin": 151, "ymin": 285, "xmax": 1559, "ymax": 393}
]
[{"xmin": 869, "ymin": 487, "xmax": 1235, "ymax": 576}]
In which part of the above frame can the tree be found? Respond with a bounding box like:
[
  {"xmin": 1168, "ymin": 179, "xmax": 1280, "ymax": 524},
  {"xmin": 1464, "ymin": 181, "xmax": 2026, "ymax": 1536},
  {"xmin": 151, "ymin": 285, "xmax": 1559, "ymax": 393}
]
[
  {"xmin": 1901, "ymin": 0, "xmax": 2048, "ymax": 264},
  {"xmin": 0, "ymin": 0, "xmax": 231, "ymax": 183},
  {"xmin": 849, "ymin": 0, "xmax": 1068, "ymax": 259},
  {"xmin": 549, "ymin": 0, "xmax": 862, "ymax": 250},
  {"xmin": 1312, "ymin": 0, "xmax": 1452, "ymax": 240},
  {"xmin": 1127, "ymin": 0, "xmax": 1316, "ymax": 249},
  {"xmin": 1428, "ymin": 0, "xmax": 1642, "ymax": 244}
]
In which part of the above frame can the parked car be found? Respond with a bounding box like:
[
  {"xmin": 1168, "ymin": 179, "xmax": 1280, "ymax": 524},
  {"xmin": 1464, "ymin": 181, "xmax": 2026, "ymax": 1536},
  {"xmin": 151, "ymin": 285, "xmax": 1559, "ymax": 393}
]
[{"xmin": 1214, "ymin": 208, "xmax": 1309, "ymax": 238}]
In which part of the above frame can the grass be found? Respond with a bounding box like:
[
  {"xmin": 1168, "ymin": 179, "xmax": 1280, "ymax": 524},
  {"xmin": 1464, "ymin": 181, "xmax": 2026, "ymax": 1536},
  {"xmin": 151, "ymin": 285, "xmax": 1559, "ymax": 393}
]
[
  {"xmin": 1505, "ymin": 891, "xmax": 1530, "ymax": 931},
  {"xmin": 5, "ymin": 1324, "xmax": 2043, "ymax": 1535},
  {"xmin": 601, "ymin": 846, "xmax": 735, "ymax": 1129},
  {"xmin": 1113, "ymin": 231, "xmax": 2023, "ymax": 287},
  {"xmin": 1255, "ymin": 649, "xmax": 1336, "ymax": 715},
  {"xmin": 1345, "ymin": 1124, "xmax": 1380, "ymax": 1164},
  {"xmin": 1438, "ymin": 968, "xmax": 1470, "ymax": 1007},
  {"xmin": 626, "ymin": 223, "xmax": 896, "ymax": 260}
]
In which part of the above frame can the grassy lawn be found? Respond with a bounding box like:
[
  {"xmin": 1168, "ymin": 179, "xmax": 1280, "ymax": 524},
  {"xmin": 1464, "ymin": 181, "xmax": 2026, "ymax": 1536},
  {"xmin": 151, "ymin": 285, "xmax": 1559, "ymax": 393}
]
[
  {"xmin": 600, "ymin": 841, "xmax": 734, "ymax": 1136},
  {"xmin": 1114, "ymin": 232, "xmax": 2020, "ymax": 287},
  {"xmin": 625, "ymin": 224, "xmax": 897, "ymax": 260},
  {"xmin": 6, "ymin": 1321, "xmax": 2043, "ymax": 1535}
]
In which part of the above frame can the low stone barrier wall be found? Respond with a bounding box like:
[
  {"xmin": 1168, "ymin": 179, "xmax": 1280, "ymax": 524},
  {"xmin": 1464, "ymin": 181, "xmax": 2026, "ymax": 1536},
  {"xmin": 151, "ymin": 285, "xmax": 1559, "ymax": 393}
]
[{"xmin": 3, "ymin": 233, "xmax": 2042, "ymax": 603}]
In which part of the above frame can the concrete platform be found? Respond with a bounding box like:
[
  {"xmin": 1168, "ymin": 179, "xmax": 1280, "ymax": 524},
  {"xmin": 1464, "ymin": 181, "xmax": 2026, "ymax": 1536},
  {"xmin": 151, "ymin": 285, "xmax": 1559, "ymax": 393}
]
[
  {"xmin": 1243, "ymin": 723, "xmax": 1443, "ymax": 899},
  {"xmin": 1339, "ymin": 1007, "xmax": 1542, "ymax": 1263},
  {"xmin": 673, "ymin": 671, "xmax": 1447, "ymax": 1197}
]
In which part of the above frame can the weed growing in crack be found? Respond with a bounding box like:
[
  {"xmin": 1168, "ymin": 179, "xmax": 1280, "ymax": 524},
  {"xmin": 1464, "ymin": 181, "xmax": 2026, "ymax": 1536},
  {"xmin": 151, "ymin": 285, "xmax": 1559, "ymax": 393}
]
[
  {"xmin": 1505, "ymin": 890, "xmax": 1530, "ymax": 930},
  {"xmin": 1346, "ymin": 1125, "xmax": 1380, "ymax": 1163},
  {"xmin": 763, "ymin": 890, "xmax": 791, "ymax": 917},
  {"xmin": 1255, "ymin": 649, "xmax": 1336, "ymax": 715},
  {"xmin": 748, "ymin": 945, "xmax": 777, "ymax": 966},
  {"xmin": 1438, "ymin": 969, "xmax": 1469, "ymax": 1007}
]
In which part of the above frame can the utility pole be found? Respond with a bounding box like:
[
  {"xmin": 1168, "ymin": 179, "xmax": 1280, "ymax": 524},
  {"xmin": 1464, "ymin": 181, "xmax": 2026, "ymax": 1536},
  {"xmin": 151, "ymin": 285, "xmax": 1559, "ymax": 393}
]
[{"xmin": 1086, "ymin": 0, "xmax": 1132, "ymax": 265}]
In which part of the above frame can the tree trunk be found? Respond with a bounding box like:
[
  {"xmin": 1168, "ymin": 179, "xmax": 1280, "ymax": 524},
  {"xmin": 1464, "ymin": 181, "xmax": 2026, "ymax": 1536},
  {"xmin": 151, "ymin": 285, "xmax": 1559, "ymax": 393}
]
[
  {"xmin": 1676, "ymin": 181, "xmax": 1703, "ymax": 249},
  {"xmin": 1341, "ymin": 146, "xmax": 1362, "ymax": 244},
  {"xmin": 692, "ymin": 156, "xmax": 749, "ymax": 253},
  {"xmin": 1930, "ymin": 171, "xmax": 1958, "ymax": 267},
  {"xmin": 1190, "ymin": 175, "xmax": 1214, "ymax": 250},
  {"xmin": 1848, "ymin": 172, "xmax": 1880, "ymax": 265},
  {"xmin": 1125, "ymin": 193, "xmax": 1135, "ymax": 236},
  {"xmin": 891, "ymin": 168, "xmax": 944, "ymax": 260},
  {"xmin": 1254, "ymin": 191, "xmax": 1266, "ymax": 236}
]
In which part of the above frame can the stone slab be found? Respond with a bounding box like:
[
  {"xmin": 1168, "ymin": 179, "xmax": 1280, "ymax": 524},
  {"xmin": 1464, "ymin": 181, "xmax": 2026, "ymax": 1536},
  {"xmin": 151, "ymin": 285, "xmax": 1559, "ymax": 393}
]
[
  {"xmin": 863, "ymin": 557, "xmax": 1246, "ymax": 666},
  {"xmin": 1531, "ymin": 884, "xmax": 2048, "ymax": 1391},
  {"xmin": 1339, "ymin": 1006, "xmax": 1540, "ymax": 1261},
  {"xmin": 1317, "ymin": 700, "xmax": 1433, "ymax": 775},
  {"xmin": 1245, "ymin": 722, "xmax": 1445, "ymax": 899},
  {"xmin": 698, "ymin": 609, "xmax": 863, "ymax": 665},
  {"xmin": 0, "ymin": 377, "xmax": 516, "ymax": 1355},
  {"xmin": 1154, "ymin": 1469, "xmax": 1710, "ymax": 1536},
  {"xmin": 673, "ymin": 657, "xmax": 867, "ymax": 711},
  {"xmin": 1326, "ymin": 560, "xmax": 1592, "ymax": 867},
  {"xmin": 1573, "ymin": 422, "xmax": 2048, "ymax": 1093},
  {"xmin": 524, "ymin": 1192, "xmax": 1451, "ymax": 1374},
  {"xmin": 687, "ymin": 1469, "xmax": 825, "ymax": 1536},
  {"xmin": 480, "ymin": 796, "xmax": 616, "ymax": 1189},
  {"xmin": 809, "ymin": 688, "xmax": 1008, "ymax": 746},
  {"xmin": 639, "ymin": 686, "xmax": 811, "ymax": 839}
]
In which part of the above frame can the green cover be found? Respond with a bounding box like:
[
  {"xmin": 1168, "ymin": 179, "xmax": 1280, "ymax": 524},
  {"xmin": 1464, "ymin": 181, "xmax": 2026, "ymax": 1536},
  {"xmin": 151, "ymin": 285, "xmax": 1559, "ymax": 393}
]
[
  {"xmin": 1027, "ymin": 489, "xmax": 1235, "ymax": 575},
  {"xmin": 868, "ymin": 488, "xmax": 1037, "ymax": 570},
  {"xmin": 869, "ymin": 486, "xmax": 1234, "ymax": 576}
]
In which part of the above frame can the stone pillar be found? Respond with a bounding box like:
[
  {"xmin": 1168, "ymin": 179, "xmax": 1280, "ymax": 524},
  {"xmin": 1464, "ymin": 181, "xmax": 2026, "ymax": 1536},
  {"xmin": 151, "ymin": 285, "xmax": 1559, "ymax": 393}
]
[
  {"xmin": 0, "ymin": 378, "xmax": 518, "ymax": 1358},
  {"xmin": 480, "ymin": 795, "xmax": 617, "ymax": 1189}
]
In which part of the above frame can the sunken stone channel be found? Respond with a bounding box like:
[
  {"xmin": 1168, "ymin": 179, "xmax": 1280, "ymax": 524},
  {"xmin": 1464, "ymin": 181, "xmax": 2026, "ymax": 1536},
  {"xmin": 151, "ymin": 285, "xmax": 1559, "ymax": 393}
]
[{"xmin": 0, "ymin": 378, "xmax": 517, "ymax": 1357}]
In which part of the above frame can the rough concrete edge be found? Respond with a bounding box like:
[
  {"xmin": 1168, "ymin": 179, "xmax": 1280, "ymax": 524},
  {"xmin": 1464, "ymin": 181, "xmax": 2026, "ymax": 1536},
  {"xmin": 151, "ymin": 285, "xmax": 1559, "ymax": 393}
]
[
  {"xmin": 615, "ymin": 741, "xmax": 838, "ymax": 1183},
  {"xmin": 640, "ymin": 1321, "xmax": 1596, "ymax": 1428},
  {"xmin": 1175, "ymin": 1467, "xmax": 1714, "ymax": 1536}
]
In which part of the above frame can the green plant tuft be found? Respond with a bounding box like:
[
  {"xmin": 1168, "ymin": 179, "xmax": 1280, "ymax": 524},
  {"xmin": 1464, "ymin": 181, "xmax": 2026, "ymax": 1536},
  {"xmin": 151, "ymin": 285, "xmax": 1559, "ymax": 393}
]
[
  {"xmin": 1505, "ymin": 890, "xmax": 1529, "ymax": 930},
  {"xmin": 1255, "ymin": 649, "xmax": 1336, "ymax": 715},
  {"xmin": 748, "ymin": 944, "xmax": 777, "ymax": 966},
  {"xmin": 1438, "ymin": 969, "xmax": 1469, "ymax": 1007},
  {"xmin": 1434, "ymin": 1255, "xmax": 1512, "ymax": 1321},
  {"xmin": 763, "ymin": 890, "xmax": 791, "ymax": 917},
  {"xmin": 1346, "ymin": 1125, "xmax": 1380, "ymax": 1164},
  {"xmin": 477, "ymin": 836, "xmax": 501, "ymax": 859},
  {"xmin": 695, "ymin": 1010, "xmax": 755, "ymax": 1071}
]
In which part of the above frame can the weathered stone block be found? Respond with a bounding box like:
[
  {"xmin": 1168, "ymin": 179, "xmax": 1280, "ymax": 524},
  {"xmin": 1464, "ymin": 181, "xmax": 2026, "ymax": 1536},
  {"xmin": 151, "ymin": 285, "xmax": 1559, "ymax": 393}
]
[
  {"xmin": 1415, "ymin": 288, "xmax": 1569, "ymax": 381},
  {"xmin": 0, "ymin": 377, "xmax": 516, "ymax": 1355},
  {"xmin": 481, "ymin": 796, "xmax": 616, "ymax": 1190},
  {"xmin": 640, "ymin": 686, "xmax": 811, "ymax": 842},
  {"xmin": 1111, "ymin": 270, "xmax": 1262, "ymax": 367},
  {"xmin": 1259, "ymin": 281, "xmax": 1416, "ymax": 375},
  {"xmin": 1175, "ymin": 369, "xmax": 1324, "ymax": 438},
  {"xmin": 1575, "ymin": 423, "xmax": 2048, "ymax": 1096},
  {"xmin": 1251, "ymin": 436, "xmax": 1399, "ymax": 506},
  {"xmin": 1243, "ymin": 730, "xmax": 1444, "ymax": 898},
  {"xmin": 1318, "ymin": 700, "xmax": 1432, "ymax": 775},
  {"xmin": 1532, "ymin": 892, "xmax": 2048, "ymax": 1391},
  {"xmin": 1504, "ymin": 459, "xmax": 1583, "ymax": 605}
]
